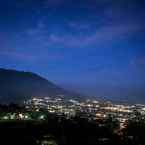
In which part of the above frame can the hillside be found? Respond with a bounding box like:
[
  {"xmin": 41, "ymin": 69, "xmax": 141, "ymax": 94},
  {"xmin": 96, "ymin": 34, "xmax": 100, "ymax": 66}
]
[{"xmin": 0, "ymin": 68, "xmax": 80, "ymax": 104}]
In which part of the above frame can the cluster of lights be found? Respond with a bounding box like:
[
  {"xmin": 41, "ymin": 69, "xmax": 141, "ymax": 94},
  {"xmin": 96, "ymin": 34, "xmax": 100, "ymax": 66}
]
[{"xmin": 21, "ymin": 97, "xmax": 145, "ymax": 128}]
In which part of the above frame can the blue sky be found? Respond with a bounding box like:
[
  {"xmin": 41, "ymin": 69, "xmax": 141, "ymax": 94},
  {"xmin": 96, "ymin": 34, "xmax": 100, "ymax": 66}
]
[{"xmin": 0, "ymin": 0, "xmax": 145, "ymax": 99}]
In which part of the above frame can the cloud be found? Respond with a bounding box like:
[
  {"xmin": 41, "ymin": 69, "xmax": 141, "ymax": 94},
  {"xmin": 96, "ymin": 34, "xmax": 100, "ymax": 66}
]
[
  {"xmin": 0, "ymin": 51, "xmax": 36, "ymax": 62},
  {"xmin": 0, "ymin": 48, "xmax": 64, "ymax": 68},
  {"xmin": 69, "ymin": 21, "xmax": 91, "ymax": 30},
  {"xmin": 48, "ymin": 21, "xmax": 144, "ymax": 48},
  {"xmin": 25, "ymin": 19, "xmax": 143, "ymax": 48},
  {"xmin": 22, "ymin": 0, "xmax": 145, "ymax": 50}
]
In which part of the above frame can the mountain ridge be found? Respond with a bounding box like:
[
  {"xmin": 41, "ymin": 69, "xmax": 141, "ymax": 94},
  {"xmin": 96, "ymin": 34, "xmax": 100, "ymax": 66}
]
[{"xmin": 0, "ymin": 68, "xmax": 82, "ymax": 104}]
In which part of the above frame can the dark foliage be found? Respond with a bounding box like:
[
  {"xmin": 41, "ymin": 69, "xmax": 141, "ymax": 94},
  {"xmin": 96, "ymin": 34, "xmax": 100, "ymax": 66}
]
[{"xmin": 0, "ymin": 105, "xmax": 145, "ymax": 145}]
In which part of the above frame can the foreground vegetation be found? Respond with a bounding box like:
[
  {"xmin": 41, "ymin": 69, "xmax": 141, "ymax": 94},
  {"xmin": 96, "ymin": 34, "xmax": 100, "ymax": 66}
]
[{"xmin": 0, "ymin": 104, "xmax": 145, "ymax": 145}]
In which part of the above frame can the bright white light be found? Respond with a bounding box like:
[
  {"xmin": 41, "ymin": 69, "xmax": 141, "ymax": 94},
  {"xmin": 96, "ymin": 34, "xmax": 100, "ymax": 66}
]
[
  {"xmin": 3, "ymin": 116, "xmax": 9, "ymax": 120},
  {"xmin": 19, "ymin": 113, "xmax": 24, "ymax": 119},
  {"xmin": 24, "ymin": 115, "xmax": 29, "ymax": 119},
  {"xmin": 39, "ymin": 115, "xmax": 45, "ymax": 120}
]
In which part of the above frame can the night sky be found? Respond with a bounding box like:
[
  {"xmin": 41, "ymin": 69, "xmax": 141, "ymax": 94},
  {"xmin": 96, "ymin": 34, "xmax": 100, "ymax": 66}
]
[{"xmin": 0, "ymin": 0, "xmax": 145, "ymax": 100}]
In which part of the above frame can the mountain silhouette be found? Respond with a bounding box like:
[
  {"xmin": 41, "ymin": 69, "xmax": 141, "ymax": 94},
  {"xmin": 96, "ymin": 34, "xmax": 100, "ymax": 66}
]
[{"xmin": 0, "ymin": 68, "xmax": 81, "ymax": 104}]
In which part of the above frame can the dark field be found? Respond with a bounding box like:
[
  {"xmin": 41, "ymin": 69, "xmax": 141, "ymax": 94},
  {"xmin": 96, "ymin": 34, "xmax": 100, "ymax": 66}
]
[{"xmin": 0, "ymin": 115, "xmax": 145, "ymax": 145}]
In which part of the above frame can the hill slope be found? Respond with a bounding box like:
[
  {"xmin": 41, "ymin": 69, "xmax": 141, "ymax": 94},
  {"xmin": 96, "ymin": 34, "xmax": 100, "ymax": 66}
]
[{"xmin": 0, "ymin": 68, "xmax": 80, "ymax": 103}]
